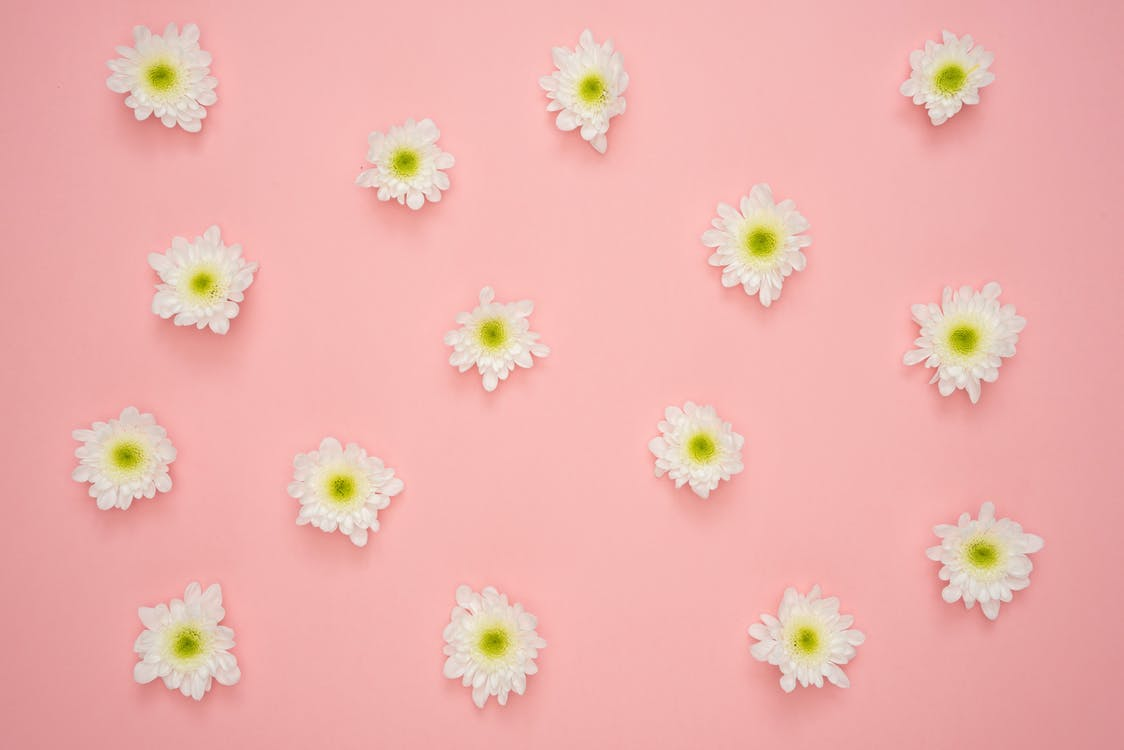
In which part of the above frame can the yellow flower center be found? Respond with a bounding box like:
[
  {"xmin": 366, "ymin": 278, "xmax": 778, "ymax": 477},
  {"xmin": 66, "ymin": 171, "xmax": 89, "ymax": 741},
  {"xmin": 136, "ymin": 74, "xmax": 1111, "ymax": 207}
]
[
  {"xmin": 934, "ymin": 63, "xmax": 968, "ymax": 95},
  {"xmin": 791, "ymin": 625, "xmax": 820, "ymax": 656},
  {"xmin": 110, "ymin": 439, "xmax": 147, "ymax": 471},
  {"xmin": 947, "ymin": 324, "xmax": 980, "ymax": 356},
  {"xmin": 477, "ymin": 318, "xmax": 508, "ymax": 350},
  {"xmin": 325, "ymin": 472, "xmax": 359, "ymax": 504},
  {"xmin": 577, "ymin": 73, "xmax": 607, "ymax": 105},
  {"xmin": 144, "ymin": 61, "xmax": 179, "ymax": 94},
  {"xmin": 743, "ymin": 225, "xmax": 780, "ymax": 260},
  {"xmin": 965, "ymin": 536, "xmax": 1001, "ymax": 570},
  {"xmin": 687, "ymin": 432, "xmax": 717, "ymax": 464},
  {"xmin": 389, "ymin": 148, "xmax": 421, "ymax": 179},
  {"xmin": 478, "ymin": 626, "xmax": 511, "ymax": 658}
]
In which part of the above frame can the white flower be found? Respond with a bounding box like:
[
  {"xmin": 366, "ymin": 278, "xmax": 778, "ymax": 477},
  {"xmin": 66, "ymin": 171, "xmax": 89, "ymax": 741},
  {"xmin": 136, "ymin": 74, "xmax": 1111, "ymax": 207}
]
[
  {"xmin": 287, "ymin": 437, "xmax": 403, "ymax": 547},
  {"xmin": 356, "ymin": 118, "xmax": 454, "ymax": 210},
  {"xmin": 105, "ymin": 23, "xmax": 218, "ymax": 132},
  {"xmin": 927, "ymin": 501, "xmax": 1043, "ymax": 621},
  {"xmin": 749, "ymin": 585, "xmax": 865, "ymax": 693},
  {"xmin": 442, "ymin": 585, "xmax": 546, "ymax": 708},
  {"xmin": 900, "ymin": 30, "xmax": 995, "ymax": 126},
  {"xmin": 539, "ymin": 29, "xmax": 628, "ymax": 154},
  {"xmin": 648, "ymin": 402, "xmax": 744, "ymax": 499},
  {"xmin": 72, "ymin": 406, "xmax": 176, "ymax": 511},
  {"xmin": 444, "ymin": 286, "xmax": 550, "ymax": 392},
  {"xmin": 133, "ymin": 582, "xmax": 240, "ymax": 701},
  {"xmin": 903, "ymin": 282, "xmax": 1025, "ymax": 404},
  {"xmin": 148, "ymin": 225, "xmax": 258, "ymax": 335}
]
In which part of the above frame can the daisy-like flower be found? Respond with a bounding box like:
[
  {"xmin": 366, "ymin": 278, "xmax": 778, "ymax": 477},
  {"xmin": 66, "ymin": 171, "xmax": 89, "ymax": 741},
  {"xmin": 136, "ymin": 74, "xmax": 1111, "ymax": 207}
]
[
  {"xmin": 444, "ymin": 286, "xmax": 550, "ymax": 392},
  {"xmin": 749, "ymin": 585, "xmax": 865, "ymax": 693},
  {"xmin": 539, "ymin": 29, "xmax": 628, "ymax": 154},
  {"xmin": 900, "ymin": 31, "xmax": 995, "ymax": 126},
  {"xmin": 903, "ymin": 282, "xmax": 1025, "ymax": 404},
  {"xmin": 701, "ymin": 184, "xmax": 812, "ymax": 307},
  {"xmin": 356, "ymin": 118, "xmax": 454, "ymax": 210},
  {"xmin": 442, "ymin": 585, "xmax": 546, "ymax": 709},
  {"xmin": 72, "ymin": 406, "xmax": 176, "ymax": 511},
  {"xmin": 148, "ymin": 225, "xmax": 258, "ymax": 335},
  {"xmin": 648, "ymin": 401, "xmax": 744, "ymax": 499},
  {"xmin": 105, "ymin": 23, "xmax": 218, "ymax": 132},
  {"xmin": 287, "ymin": 437, "xmax": 403, "ymax": 547},
  {"xmin": 927, "ymin": 501, "xmax": 1043, "ymax": 621},
  {"xmin": 133, "ymin": 582, "xmax": 240, "ymax": 701}
]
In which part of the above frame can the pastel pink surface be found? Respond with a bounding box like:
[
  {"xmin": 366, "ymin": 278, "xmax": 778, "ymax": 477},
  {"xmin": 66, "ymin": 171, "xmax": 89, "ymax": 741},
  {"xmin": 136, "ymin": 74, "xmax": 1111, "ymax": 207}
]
[{"xmin": 2, "ymin": 0, "xmax": 1122, "ymax": 747}]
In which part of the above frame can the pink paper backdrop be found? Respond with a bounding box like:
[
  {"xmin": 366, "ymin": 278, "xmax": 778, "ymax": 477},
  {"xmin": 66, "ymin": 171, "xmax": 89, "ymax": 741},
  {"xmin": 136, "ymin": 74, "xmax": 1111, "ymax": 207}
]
[{"xmin": 2, "ymin": 0, "xmax": 1122, "ymax": 747}]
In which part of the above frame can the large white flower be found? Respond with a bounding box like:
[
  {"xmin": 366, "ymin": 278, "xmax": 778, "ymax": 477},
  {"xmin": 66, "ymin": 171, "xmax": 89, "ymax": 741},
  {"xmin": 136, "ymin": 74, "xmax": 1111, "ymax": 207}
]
[
  {"xmin": 442, "ymin": 585, "xmax": 546, "ymax": 709},
  {"xmin": 288, "ymin": 437, "xmax": 403, "ymax": 547},
  {"xmin": 539, "ymin": 29, "xmax": 628, "ymax": 154},
  {"xmin": 927, "ymin": 501, "xmax": 1043, "ymax": 621},
  {"xmin": 701, "ymin": 184, "xmax": 812, "ymax": 307},
  {"xmin": 749, "ymin": 585, "xmax": 865, "ymax": 693},
  {"xmin": 900, "ymin": 30, "xmax": 995, "ymax": 126},
  {"xmin": 356, "ymin": 118, "xmax": 454, "ymax": 210},
  {"xmin": 105, "ymin": 23, "xmax": 218, "ymax": 132},
  {"xmin": 648, "ymin": 402, "xmax": 744, "ymax": 499},
  {"xmin": 445, "ymin": 286, "xmax": 550, "ymax": 392},
  {"xmin": 148, "ymin": 225, "xmax": 258, "ymax": 335},
  {"xmin": 903, "ymin": 282, "xmax": 1025, "ymax": 404},
  {"xmin": 133, "ymin": 582, "xmax": 240, "ymax": 701},
  {"xmin": 72, "ymin": 406, "xmax": 176, "ymax": 511}
]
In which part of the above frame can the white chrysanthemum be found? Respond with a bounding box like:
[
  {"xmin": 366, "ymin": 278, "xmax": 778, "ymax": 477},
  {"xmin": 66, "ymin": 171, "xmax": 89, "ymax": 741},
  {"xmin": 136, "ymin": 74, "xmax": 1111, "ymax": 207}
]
[
  {"xmin": 105, "ymin": 23, "xmax": 218, "ymax": 132},
  {"xmin": 356, "ymin": 118, "xmax": 455, "ymax": 210},
  {"xmin": 442, "ymin": 585, "xmax": 546, "ymax": 709},
  {"xmin": 133, "ymin": 582, "xmax": 240, "ymax": 701},
  {"xmin": 444, "ymin": 286, "xmax": 550, "ymax": 392},
  {"xmin": 72, "ymin": 406, "xmax": 177, "ymax": 511},
  {"xmin": 287, "ymin": 437, "xmax": 403, "ymax": 547},
  {"xmin": 903, "ymin": 282, "xmax": 1025, "ymax": 404},
  {"xmin": 927, "ymin": 501, "xmax": 1043, "ymax": 621},
  {"xmin": 539, "ymin": 29, "xmax": 628, "ymax": 154},
  {"xmin": 648, "ymin": 402, "xmax": 744, "ymax": 499},
  {"xmin": 148, "ymin": 225, "xmax": 258, "ymax": 335},
  {"xmin": 900, "ymin": 30, "xmax": 995, "ymax": 126},
  {"xmin": 701, "ymin": 184, "xmax": 812, "ymax": 307},
  {"xmin": 749, "ymin": 585, "xmax": 865, "ymax": 693}
]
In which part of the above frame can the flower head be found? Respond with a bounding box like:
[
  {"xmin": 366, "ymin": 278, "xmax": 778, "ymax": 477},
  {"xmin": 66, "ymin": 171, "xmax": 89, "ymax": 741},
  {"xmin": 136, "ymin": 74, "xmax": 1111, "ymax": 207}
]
[
  {"xmin": 649, "ymin": 402, "xmax": 744, "ymax": 499},
  {"xmin": 539, "ymin": 29, "xmax": 628, "ymax": 154},
  {"xmin": 900, "ymin": 31, "xmax": 995, "ymax": 126},
  {"xmin": 442, "ymin": 585, "xmax": 546, "ymax": 708},
  {"xmin": 72, "ymin": 406, "xmax": 176, "ymax": 510},
  {"xmin": 105, "ymin": 23, "xmax": 218, "ymax": 132},
  {"xmin": 444, "ymin": 286, "xmax": 550, "ymax": 392},
  {"xmin": 356, "ymin": 118, "xmax": 454, "ymax": 210},
  {"xmin": 288, "ymin": 437, "xmax": 403, "ymax": 547},
  {"xmin": 749, "ymin": 585, "xmax": 865, "ymax": 693},
  {"xmin": 701, "ymin": 184, "xmax": 812, "ymax": 307},
  {"xmin": 903, "ymin": 282, "xmax": 1025, "ymax": 404},
  {"xmin": 927, "ymin": 501, "xmax": 1043, "ymax": 620},
  {"xmin": 133, "ymin": 582, "xmax": 240, "ymax": 701},
  {"xmin": 148, "ymin": 225, "xmax": 258, "ymax": 335}
]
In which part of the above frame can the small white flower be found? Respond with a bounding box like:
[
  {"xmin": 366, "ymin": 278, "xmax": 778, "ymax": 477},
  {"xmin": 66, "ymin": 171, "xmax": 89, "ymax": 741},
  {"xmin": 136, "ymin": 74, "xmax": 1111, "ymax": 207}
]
[
  {"xmin": 444, "ymin": 286, "xmax": 550, "ymax": 392},
  {"xmin": 900, "ymin": 30, "xmax": 995, "ymax": 126},
  {"xmin": 287, "ymin": 437, "xmax": 403, "ymax": 547},
  {"xmin": 148, "ymin": 225, "xmax": 258, "ymax": 335},
  {"xmin": 701, "ymin": 184, "xmax": 812, "ymax": 307},
  {"xmin": 133, "ymin": 582, "xmax": 240, "ymax": 701},
  {"xmin": 105, "ymin": 23, "xmax": 218, "ymax": 132},
  {"xmin": 749, "ymin": 585, "xmax": 865, "ymax": 693},
  {"xmin": 72, "ymin": 406, "xmax": 176, "ymax": 511},
  {"xmin": 648, "ymin": 402, "xmax": 744, "ymax": 499},
  {"xmin": 442, "ymin": 585, "xmax": 546, "ymax": 709},
  {"xmin": 903, "ymin": 282, "xmax": 1025, "ymax": 404},
  {"xmin": 927, "ymin": 501, "xmax": 1043, "ymax": 621},
  {"xmin": 539, "ymin": 29, "xmax": 628, "ymax": 154},
  {"xmin": 356, "ymin": 118, "xmax": 455, "ymax": 210}
]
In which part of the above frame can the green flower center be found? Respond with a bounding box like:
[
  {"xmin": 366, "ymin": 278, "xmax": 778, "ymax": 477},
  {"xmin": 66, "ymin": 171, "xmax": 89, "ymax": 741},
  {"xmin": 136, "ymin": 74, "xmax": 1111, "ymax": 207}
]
[
  {"xmin": 687, "ymin": 432, "xmax": 717, "ymax": 464},
  {"xmin": 947, "ymin": 324, "xmax": 980, "ymax": 356},
  {"xmin": 965, "ymin": 537, "xmax": 1001, "ymax": 569},
  {"xmin": 389, "ymin": 148, "xmax": 420, "ymax": 179},
  {"xmin": 934, "ymin": 63, "xmax": 968, "ymax": 95},
  {"xmin": 145, "ymin": 61, "xmax": 179, "ymax": 93},
  {"xmin": 744, "ymin": 226, "xmax": 780, "ymax": 259},
  {"xmin": 171, "ymin": 626, "xmax": 204, "ymax": 659},
  {"xmin": 791, "ymin": 626, "xmax": 820, "ymax": 656},
  {"xmin": 478, "ymin": 627, "xmax": 511, "ymax": 658},
  {"xmin": 110, "ymin": 440, "xmax": 146, "ymax": 471},
  {"xmin": 326, "ymin": 473, "xmax": 358, "ymax": 504},
  {"xmin": 577, "ymin": 73, "xmax": 607, "ymax": 105},
  {"xmin": 478, "ymin": 318, "xmax": 508, "ymax": 350},
  {"xmin": 188, "ymin": 269, "xmax": 222, "ymax": 302}
]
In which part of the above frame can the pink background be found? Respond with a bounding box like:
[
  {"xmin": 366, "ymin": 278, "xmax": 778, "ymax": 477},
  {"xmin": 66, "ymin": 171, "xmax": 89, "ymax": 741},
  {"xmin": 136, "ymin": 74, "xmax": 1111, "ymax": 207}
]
[{"xmin": 2, "ymin": 0, "xmax": 1122, "ymax": 747}]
